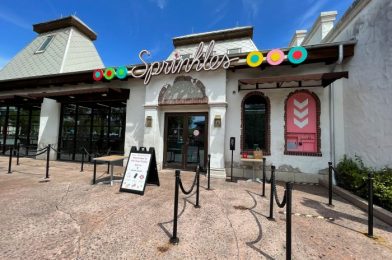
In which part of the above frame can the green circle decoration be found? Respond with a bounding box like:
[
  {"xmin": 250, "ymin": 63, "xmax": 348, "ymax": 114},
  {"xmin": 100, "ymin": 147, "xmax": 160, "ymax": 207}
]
[
  {"xmin": 116, "ymin": 66, "xmax": 128, "ymax": 79},
  {"xmin": 104, "ymin": 68, "xmax": 116, "ymax": 80}
]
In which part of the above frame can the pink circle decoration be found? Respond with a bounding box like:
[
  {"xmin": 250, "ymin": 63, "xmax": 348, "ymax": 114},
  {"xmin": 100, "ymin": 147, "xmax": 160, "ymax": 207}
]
[{"xmin": 266, "ymin": 49, "xmax": 285, "ymax": 66}]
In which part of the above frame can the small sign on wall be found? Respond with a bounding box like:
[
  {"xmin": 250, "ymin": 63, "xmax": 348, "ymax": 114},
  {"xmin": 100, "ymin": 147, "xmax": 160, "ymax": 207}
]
[{"xmin": 214, "ymin": 115, "xmax": 221, "ymax": 127}]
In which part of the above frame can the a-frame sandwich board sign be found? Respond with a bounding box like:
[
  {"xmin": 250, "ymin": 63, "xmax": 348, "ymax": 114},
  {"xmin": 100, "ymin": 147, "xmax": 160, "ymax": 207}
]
[{"xmin": 119, "ymin": 146, "xmax": 160, "ymax": 195}]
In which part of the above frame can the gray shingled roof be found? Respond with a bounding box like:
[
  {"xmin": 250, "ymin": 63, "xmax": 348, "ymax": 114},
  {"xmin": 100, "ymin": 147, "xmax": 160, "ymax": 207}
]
[{"xmin": 0, "ymin": 17, "xmax": 103, "ymax": 81}]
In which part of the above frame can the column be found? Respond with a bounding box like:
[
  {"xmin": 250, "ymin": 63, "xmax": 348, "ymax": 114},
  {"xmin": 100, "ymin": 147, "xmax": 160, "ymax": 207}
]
[
  {"xmin": 37, "ymin": 98, "xmax": 61, "ymax": 160},
  {"xmin": 208, "ymin": 102, "xmax": 227, "ymax": 178}
]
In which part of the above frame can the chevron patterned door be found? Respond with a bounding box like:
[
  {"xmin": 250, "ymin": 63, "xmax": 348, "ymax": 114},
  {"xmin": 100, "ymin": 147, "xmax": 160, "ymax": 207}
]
[{"xmin": 286, "ymin": 92, "xmax": 317, "ymax": 152}]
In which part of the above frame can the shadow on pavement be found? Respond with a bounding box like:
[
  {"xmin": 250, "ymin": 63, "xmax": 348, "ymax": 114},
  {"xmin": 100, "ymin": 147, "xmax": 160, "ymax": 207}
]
[{"xmin": 244, "ymin": 190, "xmax": 274, "ymax": 259}]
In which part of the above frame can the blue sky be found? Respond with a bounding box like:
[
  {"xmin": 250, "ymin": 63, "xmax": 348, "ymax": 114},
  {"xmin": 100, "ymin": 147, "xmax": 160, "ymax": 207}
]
[{"xmin": 0, "ymin": 0, "xmax": 353, "ymax": 68}]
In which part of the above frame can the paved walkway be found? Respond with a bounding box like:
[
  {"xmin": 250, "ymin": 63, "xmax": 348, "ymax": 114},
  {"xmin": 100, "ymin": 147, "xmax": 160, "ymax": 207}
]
[{"xmin": 0, "ymin": 157, "xmax": 391, "ymax": 259}]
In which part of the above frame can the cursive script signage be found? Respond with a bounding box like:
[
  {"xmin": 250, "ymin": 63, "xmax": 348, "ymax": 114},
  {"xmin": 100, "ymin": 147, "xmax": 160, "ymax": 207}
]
[{"xmin": 93, "ymin": 40, "xmax": 239, "ymax": 85}]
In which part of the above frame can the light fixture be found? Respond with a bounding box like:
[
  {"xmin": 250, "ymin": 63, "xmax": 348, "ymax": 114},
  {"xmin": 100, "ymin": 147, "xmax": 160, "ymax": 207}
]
[
  {"xmin": 69, "ymin": 96, "xmax": 75, "ymax": 99},
  {"xmin": 101, "ymin": 93, "xmax": 107, "ymax": 97}
]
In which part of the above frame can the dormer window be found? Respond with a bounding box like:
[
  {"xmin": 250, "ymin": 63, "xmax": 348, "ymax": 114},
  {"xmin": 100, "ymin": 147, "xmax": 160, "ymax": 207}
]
[
  {"xmin": 35, "ymin": 35, "xmax": 55, "ymax": 54},
  {"xmin": 227, "ymin": 48, "xmax": 241, "ymax": 54}
]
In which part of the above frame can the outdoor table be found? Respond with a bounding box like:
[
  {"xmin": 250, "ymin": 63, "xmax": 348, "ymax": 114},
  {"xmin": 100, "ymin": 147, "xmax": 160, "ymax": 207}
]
[
  {"xmin": 92, "ymin": 155, "xmax": 127, "ymax": 185},
  {"xmin": 240, "ymin": 158, "xmax": 264, "ymax": 181}
]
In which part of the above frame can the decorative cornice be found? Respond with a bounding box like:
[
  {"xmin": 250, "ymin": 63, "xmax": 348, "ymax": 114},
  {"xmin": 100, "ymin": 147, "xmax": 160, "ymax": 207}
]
[{"xmin": 322, "ymin": 0, "xmax": 372, "ymax": 43}]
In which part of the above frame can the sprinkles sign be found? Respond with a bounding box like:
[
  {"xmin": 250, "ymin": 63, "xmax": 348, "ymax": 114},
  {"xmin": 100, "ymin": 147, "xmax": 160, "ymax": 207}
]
[
  {"xmin": 92, "ymin": 41, "xmax": 308, "ymax": 84},
  {"xmin": 246, "ymin": 46, "xmax": 308, "ymax": 67},
  {"xmin": 93, "ymin": 40, "xmax": 239, "ymax": 85}
]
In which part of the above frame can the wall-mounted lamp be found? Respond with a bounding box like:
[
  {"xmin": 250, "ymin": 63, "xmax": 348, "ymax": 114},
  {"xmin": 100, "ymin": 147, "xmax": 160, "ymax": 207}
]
[
  {"xmin": 145, "ymin": 116, "xmax": 152, "ymax": 127},
  {"xmin": 214, "ymin": 115, "xmax": 221, "ymax": 128}
]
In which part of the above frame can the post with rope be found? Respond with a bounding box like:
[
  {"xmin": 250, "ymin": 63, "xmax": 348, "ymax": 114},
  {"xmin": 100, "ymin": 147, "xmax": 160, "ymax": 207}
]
[
  {"xmin": 93, "ymin": 160, "xmax": 97, "ymax": 185},
  {"xmin": 328, "ymin": 162, "xmax": 333, "ymax": 206},
  {"xmin": 195, "ymin": 165, "xmax": 200, "ymax": 208},
  {"xmin": 16, "ymin": 143, "xmax": 20, "ymax": 166},
  {"xmin": 8, "ymin": 146, "xmax": 13, "ymax": 174},
  {"xmin": 170, "ymin": 169, "xmax": 180, "ymax": 245},
  {"xmin": 207, "ymin": 154, "xmax": 211, "ymax": 190},
  {"xmin": 286, "ymin": 182, "xmax": 293, "ymax": 260},
  {"xmin": 268, "ymin": 165, "xmax": 275, "ymax": 220},
  {"xmin": 81, "ymin": 148, "xmax": 85, "ymax": 172},
  {"xmin": 45, "ymin": 144, "xmax": 50, "ymax": 179},
  {"xmin": 368, "ymin": 171, "xmax": 374, "ymax": 237},
  {"xmin": 262, "ymin": 157, "xmax": 266, "ymax": 197}
]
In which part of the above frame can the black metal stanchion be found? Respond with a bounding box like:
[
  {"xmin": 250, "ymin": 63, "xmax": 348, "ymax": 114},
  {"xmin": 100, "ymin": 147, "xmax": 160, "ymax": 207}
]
[
  {"xmin": 368, "ymin": 172, "xmax": 374, "ymax": 237},
  {"xmin": 8, "ymin": 146, "xmax": 13, "ymax": 174},
  {"xmin": 268, "ymin": 165, "xmax": 275, "ymax": 220},
  {"xmin": 262, "ymin": 157, "xmax": 266, "ymax": 197},
  {"xmin": 81, "ymin": 149, "xmax": 85, "ymax": 172},
  {"xmin": 45, "ymin": 144, "xmax": 50, "ymax": 179},
  {"xmin": 195, "ymin": 166, "xmax": 200, "ymax": 208},
  {"xmin": 328, "ymin": 162, "xmax": 333, "ymax": 206},
  {"xmin": 286, "ymin": 182, "xmax": 293, "ymax": 260},
  {"xmin": 16, "ymin": 143, "xmax": 20, "ymax": 166},
  {"xmin": 107, "ymin": 162, "xmax": 110, "ymax": 174},
  {"xmin": 230, "ymin": 149, "xmax": 234, "ymax": 182},
  {"xmin": 170, "ymin": 169, "xmax": 180, "ymax": 245},
  {"xmin": 93, "ymin": 160, "xmax": 97, "ymax": 185},
  {"xmin": 207, "ymin": 154, "xmax": 211, "ymax": 190}
]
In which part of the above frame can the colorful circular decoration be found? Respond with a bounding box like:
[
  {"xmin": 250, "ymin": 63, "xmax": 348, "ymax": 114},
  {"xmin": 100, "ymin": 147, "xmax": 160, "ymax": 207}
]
[
  {"xmin": 267, "ymin": 49, "xmax": 285, "ymax": 66},
  {"xmin": 288, "ymin": 46, "xmax": 308, "ymax": 64},
  {"xmin": 92, "ymin": 69, "xmax": 103, "ymax": 81},
  {"xmin": 104, "ymin": 68, "xmax": 116, "ymax": 80},
  {"xmin": 246, "ymin": 51, "xmax": 264, "ymax": 67},
  {"xmin": 116, "ymin": 66, "xmax": 128, "ymax": 79}
]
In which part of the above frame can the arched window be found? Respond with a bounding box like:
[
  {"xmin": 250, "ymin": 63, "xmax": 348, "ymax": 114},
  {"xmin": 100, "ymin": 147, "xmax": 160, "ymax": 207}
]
[
  {"xmin": 284, "ymin": 90, "xmax": 321, "ymax": 156},
  {"xmin": 241, "ymin": 92, "xmax": 270, "ymax": 155}
]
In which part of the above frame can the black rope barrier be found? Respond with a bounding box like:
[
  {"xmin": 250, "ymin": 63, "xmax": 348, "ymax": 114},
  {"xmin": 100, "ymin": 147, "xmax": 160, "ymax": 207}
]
[
  {"xmin": 8, "ymin": 146, "xmax": 13, "ymax": 174},
  {"xmin": 207, "ymin": 154, "xmax": 211, "ymax": 190},
  {"xmin": 262, "ymin": 157, "xmax": 266, "ymax": 197},
  {"xmin": 266, "ymin": 164, "xmax": 293, "ymax": 259},
  {"xmin": 328, "ymin": 162, "xmax": 374, "ymax": 238},
  {"xmin": 170, "ymin": 167, "xmax": 201, "ymax": 245},
  {"xmin": 268, "ymin": 165, "xmax": 276, "ymax": 220},
  {"xmin": 179, "ymin": 171, "xmax": 198, "ymax": 195},
  {"xmin": 273, "ymin": 175, "xmax": 287, "ymax": 208}
]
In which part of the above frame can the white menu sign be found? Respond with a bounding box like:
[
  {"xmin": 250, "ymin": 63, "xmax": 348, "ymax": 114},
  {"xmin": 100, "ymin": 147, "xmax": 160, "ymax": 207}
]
[{"xmin": 121, "ymin": 153, "xmax": 151, "ymax": 192}]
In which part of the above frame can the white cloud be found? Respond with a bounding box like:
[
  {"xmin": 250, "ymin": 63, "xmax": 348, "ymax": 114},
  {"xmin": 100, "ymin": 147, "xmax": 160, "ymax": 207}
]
[
  {"xmin": 0, "ymin": 10, "xmax": 30, "ymax": 29},
  {"xmin": 298, "ymin": 0, "xmax": 327, "ymax": 28},
  {"xmin": 149, "ymin": 0, "xmax": 167, "ymax": 10},
  {"xmin": 242, "ymin": 0, "xmax": 261, "ymax": 20}
]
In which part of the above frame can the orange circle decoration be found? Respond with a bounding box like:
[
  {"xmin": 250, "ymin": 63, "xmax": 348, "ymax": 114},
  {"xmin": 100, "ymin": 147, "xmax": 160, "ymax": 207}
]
[
  {"xmin": 246, "ymin": 51, "xmax": 264, "ymax": 67},
  {"xmin": 266, "ymin": 49, "xmax": 284, "ymax": 66},
  {"xmin": 93, "ymin": 69, "xmax": 103, "ymax": 81}
]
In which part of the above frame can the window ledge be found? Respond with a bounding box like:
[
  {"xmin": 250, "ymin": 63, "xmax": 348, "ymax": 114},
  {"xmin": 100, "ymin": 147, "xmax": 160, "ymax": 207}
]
[{"xmin": 284, "ymin": 151, "xmax": 322, "ymax": 157}]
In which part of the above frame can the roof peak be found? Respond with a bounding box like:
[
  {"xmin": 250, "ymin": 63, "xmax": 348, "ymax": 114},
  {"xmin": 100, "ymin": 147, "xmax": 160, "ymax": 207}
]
[
  {"xmin": 173, "ymin": 26, "xmax": 253, "ymax": 47},
  {"xmin": 33, "ymin": 15, "xmax": 97, "ymax": 41}
]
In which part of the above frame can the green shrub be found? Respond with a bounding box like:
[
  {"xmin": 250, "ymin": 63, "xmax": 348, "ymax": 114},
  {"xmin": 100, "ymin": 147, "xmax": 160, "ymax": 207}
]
[{"xmin": 335, "ymin": 155, "xmax": 392, "ymax": 212}]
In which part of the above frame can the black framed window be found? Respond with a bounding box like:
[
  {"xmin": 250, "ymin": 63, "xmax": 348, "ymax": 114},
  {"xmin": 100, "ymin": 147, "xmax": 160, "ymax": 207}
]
[
  {"xmin": 0, "ymin": 105, "xmax": 40, "ymax": 154},
  {"xmin": 241, "ymin": 92, "xmax": 270, "ymax": 155},
  {"xmin": 58, "ymin": 103, "xmax": 126, "ymax": 161}
]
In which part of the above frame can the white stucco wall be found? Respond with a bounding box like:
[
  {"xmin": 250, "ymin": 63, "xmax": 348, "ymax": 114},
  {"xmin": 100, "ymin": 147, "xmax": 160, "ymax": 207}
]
[
  {"xmin": 331, "ymin": 0, "xmax": 392, "ymax": 168},
  {"xmin": 37, "ymin": 98, "xmax": 61, "ymax": 160},
  {"xmin": 225, "ymin": 64, "xmax": 336, "ymax": 180},
  {"xmin": 141, "ymin": 69, "xmax": 227, "ymax": 173},
  {"xmin": 124, "ymin": 80, "xmax": 146, "ymax": 156}
]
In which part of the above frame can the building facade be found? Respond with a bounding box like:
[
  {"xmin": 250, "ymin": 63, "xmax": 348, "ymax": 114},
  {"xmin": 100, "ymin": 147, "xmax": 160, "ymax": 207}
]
[{"xmin": 0, "ymin": 0, "xmax": 390, "ymax": 181}]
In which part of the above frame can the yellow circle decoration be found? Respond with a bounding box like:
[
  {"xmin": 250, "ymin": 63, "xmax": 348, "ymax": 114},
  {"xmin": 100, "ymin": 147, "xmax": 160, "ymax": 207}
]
[{"xmin": 246, "ymin": 51, "xmax": 264, "ymax": 67}]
